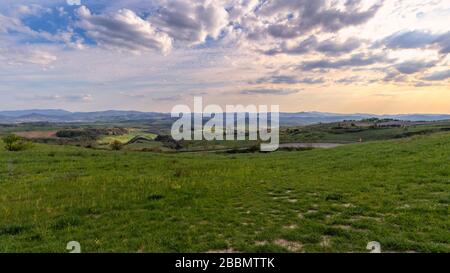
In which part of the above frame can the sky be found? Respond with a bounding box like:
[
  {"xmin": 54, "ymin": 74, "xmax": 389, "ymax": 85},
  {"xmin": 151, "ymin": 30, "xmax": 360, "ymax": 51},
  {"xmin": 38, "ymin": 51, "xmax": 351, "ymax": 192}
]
[{"xmin": 0, "ymin": 0, "xmax": 449, "ymax": 114}]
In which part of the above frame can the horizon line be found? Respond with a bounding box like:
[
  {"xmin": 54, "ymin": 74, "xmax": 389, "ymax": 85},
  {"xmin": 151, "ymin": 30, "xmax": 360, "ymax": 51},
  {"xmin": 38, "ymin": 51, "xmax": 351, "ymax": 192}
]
[{"xmin": 2, "ymin": 108, "xmax": 450, "ymax": 116}]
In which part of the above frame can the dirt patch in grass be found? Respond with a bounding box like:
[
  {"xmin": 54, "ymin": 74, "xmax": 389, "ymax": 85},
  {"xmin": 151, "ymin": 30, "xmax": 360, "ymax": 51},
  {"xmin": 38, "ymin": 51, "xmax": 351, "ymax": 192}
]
[
  {"xmin": 207, "ymin": 248, "xmax": 238, "ymax": 253},
  {"xmin": 274, "ymin": 239, "xmax": 303, "ymax": 252},
  {"xmin": 255, "ymin": 241, "xmax": 267, "ymax": 246},
  {"xmin": 320, "ymin": 236, "xmax": 331, "ymax": 248},
  {"xmin": 350, "ymin": 215, "xmax": 382, "ymax": 222},
  {"xmin": 333, "ymin": 225, "xmax": 353, "ymax": 230}
]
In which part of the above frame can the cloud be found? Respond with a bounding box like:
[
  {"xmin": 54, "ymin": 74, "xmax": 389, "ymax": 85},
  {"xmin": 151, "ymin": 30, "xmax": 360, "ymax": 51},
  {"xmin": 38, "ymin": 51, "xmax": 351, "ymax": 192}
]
[
  {"xmin": 119, "ymin": 90, "xmax": 189, "ymax": 101},
  {"xmin": 380, "ymin": 30, "xmax": 450, "ymax": 54},
  {"xmin": 316, "ymin": 38, "xmax": 362, "ymax": 56},
  {"xmin": 65, "ymin": 93, "xmax": 93, "ymax": 102},
  {"xmin": 0, "ymin": 1, "xmax": 382, "ymax": 58},
  {"xmin": 336, "ymin": 76, "xmax": 363, "ymax": 84},
  {"xmin": 265, "ymin": 36, "xmax": 362, "ymax": 56},
  {"xmin": 434, "ymin": 32, "xmax": 450, "ymax": 54},
  {"xmin": 422, "ymin": 69, "xmax": 450, "ymax": 81},
  {"xmin": 0, "ymin": 47, "xmax": 57, "ymax": 67},
  {"xmin": 251, "ymin": 75, "xmax": 299, "ymax": 84},
  {"xmin": 0, "ymin": 6, "xmax": 85, "ymax": 51},
  {"xmin": 0, "ymin": 12, "xmax": 53, "ymax": 41},
  {"xmin": 119, "ymin": 92, "xmax": 149, "ymax": 98},
  {"xmin": 152, "ymin": 94, "xmax": 182, "ymax": 101},
  {"xmin": 240, "ymin": 88, "xmax": 300, "ymax": 95},
  {"xmin": 16, "ymin": 93, "xmax": 93, "ymax": 102},
  {"xmin": 149, "ymin": 0, "xmax": 229, "ymax": 45},
  {"xmin": 76, "ymin": 6, "xmax": 172, "ymax": 54},
  {"xmin": 260, "ymin": 0, "xmax": 383, "ymax": 39},
  {"xmin": 67, "ymin": 0, "xmax": 82, "ymax": 6},
  {"xmin": 251, "ymin": 75, "xmax": 325, "ymax": 85},
  {"xmin": 263, "ymin": 36, "xmax": 317, "ymax": 55},
  {"xmin": 296, "ymin": 77, "xmax": 326, "ymax": 84},
  {"xmin": 394, "ymin": 60, "xmax": 436, "ymax": 74},
  {"xmin": 2, "ymin": 0, "xmax": 450, "ymax": 112},
  {"xmin": 381, "ymin": 30, "xmax": 438, "ymax": 49},
  {"xmin": 299, "ymin": 53, "xmax": 388, "ymax": 70},
  {"xmin": 414, "ymin": 81, "xmax": 432, "ymax": 87}
]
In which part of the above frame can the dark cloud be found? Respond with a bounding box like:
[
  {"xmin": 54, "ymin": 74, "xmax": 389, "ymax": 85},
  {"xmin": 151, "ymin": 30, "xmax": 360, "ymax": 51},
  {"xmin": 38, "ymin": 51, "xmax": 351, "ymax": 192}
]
[
  {"xmin": 299, "ymin": 53, "xmax": 388, "ymax": 70},
  {"xmin": 264, "ymin": 36, "xmax": 318, "ymax": 55},
  {"xmin": 380, "ymin": 30, "xmax": 450, "ymax": 54},
  {"xmin": 434, "ymin": 32, "xmax": 450, "ymax": 54},
  {"xmin": 297, "ymin": 77, "xmax": 325, "ymax": 84},
  {"xmin": 240, "ymin": 88, "xmax": 300, "ymax": 95},
  {"xmin": 251, "ymin": 75, "xmax": 299, "ymax": 84},
  {"xmin": 422, "ymin": 69, "xmax": 450, "ymax": 81},
  {"xmin": 336, "ymin": 76, "xmax": 362, "ymax": 84},
  {"xmin": 251, "ymin": 75, "xmax": 325, "ymax": 85},
  {"xmin": 382, "ymin": 70, "xmax": 407, "ymax": 83},
  {"xmin": 381, "ymin": 30, "xmax": 438, "ymax": 49},
  {"xmin": 394, "ymin": 60, "xmax": 436, "ymax": 74},
  {"xmin": 265, "ymin": 36, "xmax": 361, "ymax": 56},
  {"xmin": 261, "ymin": 0, "xmax": 383, "ymax": 39},
  {"xmin": 316, "ymin": 38, "xmax": 361, "ymax": 55}
]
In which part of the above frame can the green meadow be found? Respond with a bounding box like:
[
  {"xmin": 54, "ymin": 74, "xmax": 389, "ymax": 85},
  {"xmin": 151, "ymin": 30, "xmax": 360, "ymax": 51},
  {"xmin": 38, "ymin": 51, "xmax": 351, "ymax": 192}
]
[
  {"xmin": 0, "ymin": 133, "xmax": 449, "ymax": 253},
  {"xmin": 98, "ymin": 130, "xmax": 157, "ymax": 144}
]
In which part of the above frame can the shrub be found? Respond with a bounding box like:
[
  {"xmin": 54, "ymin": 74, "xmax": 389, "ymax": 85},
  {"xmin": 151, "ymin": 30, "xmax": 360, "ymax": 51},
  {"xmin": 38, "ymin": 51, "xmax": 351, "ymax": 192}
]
[
  {"xmin": 2, "ymin": 134, "xmax": 32, "ymax": 151},
  {"xmin": 56, "ymin": 128, "xmax": 129, "ymax": 140},
  {"xmin": 110, "ymin": 140, "xmax": 123, "ymax": 151},
  {"xmin": 325, "ymin": 193, "xmax": 344, "ymax": 201}
]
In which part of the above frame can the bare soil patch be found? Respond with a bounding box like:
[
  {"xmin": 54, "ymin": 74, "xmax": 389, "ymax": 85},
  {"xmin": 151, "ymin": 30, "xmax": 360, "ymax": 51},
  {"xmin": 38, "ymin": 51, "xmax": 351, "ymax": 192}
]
[
  {"xmin": 274, "ymin": 239, "xmax": 303, "ymax": 252},
  {"xmin": 15, "ymin": 131, "xmax": 57, "ymax": 139}
]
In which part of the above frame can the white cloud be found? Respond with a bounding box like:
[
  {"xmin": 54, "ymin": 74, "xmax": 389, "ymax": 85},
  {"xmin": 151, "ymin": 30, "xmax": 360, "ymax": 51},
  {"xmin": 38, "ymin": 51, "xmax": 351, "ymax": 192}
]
[
  {"xmin": 15, "ymin": 93, "xmax": 93, "ymax": 102},
  {"xmin": 76, "ymin": 6, "xmax": 173, "ymax": 54},
  {"xmin": 149, "ymin": 0, "xmax": 229, "ymax": 45},
  {"xmin": 67, "ymin": 0, "xmax": 81, "ymax": 6},
  {"xmin": 0, "ymin": 46, "xmax": 57, "ymax": 67}
]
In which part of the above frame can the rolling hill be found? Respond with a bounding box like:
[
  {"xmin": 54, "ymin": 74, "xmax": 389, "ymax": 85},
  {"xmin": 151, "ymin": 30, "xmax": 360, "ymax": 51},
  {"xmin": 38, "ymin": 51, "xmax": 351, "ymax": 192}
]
[{"xmin": 0, "ymin": 132, "xmax": 448, "ymax": 252}]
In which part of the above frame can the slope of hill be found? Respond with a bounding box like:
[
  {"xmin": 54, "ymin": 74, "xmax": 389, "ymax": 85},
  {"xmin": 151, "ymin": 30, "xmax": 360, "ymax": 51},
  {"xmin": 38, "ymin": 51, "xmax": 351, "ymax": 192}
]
[{"xmin": 0, "ymin": 133, "xmax": 449, "ymax": 252}]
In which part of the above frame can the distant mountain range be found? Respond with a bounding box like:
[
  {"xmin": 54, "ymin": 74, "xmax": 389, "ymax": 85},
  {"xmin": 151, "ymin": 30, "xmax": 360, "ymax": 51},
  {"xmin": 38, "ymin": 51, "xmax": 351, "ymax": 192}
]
[
  {"xmin": 0, "ymin": 110, "xmax": 167, "ymax": 123},
  {"xmin": 1, "ymin": 109, "xmax": 450, "ymax": 125}
]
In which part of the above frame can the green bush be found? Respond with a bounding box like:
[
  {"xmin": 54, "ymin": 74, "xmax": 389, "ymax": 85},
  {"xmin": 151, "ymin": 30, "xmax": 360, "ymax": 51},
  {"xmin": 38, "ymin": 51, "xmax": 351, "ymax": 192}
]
[
  {"xmin": 2, "ymin": 134, "xmax": 33, "ymax": 151},
  {"xmin": 110, "ymin": 140, "xmax": 123, "ymax": 151}
]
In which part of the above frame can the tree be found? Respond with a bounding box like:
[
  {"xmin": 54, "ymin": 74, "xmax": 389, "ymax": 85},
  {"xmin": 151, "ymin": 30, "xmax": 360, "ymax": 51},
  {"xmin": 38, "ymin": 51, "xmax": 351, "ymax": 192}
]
[
  {"xmin": 110, "ymin": 140, "xmax": 123, "ymax": 151},
  {"xmin": 2, "ymin": 134, "xmax": 30, "ymax": 151}
]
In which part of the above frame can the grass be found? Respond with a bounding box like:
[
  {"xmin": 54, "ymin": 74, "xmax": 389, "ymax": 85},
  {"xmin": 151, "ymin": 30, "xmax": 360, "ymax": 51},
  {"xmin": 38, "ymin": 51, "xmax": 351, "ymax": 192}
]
[
  {"xmin": 98, "ymin": 130, "xmax": 156, "ymax": 145},
  {"xmin": 281, "ymin": 121, "xmax": 450, "ymax": 143},
  {"xmin": 0, "ymin": 133, "xmax": 449, "ymax": 253}
]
